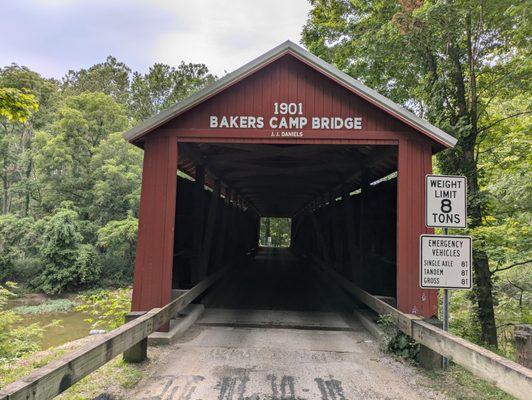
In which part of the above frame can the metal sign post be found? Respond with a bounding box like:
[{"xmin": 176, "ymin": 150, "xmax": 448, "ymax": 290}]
[
  {"xmin": 442, "ymin": 227, "xmax": 449, "ymax": 369},
  {"xmin": 423, "ymin": 174, "xmax": 469, "ymax": 370}
]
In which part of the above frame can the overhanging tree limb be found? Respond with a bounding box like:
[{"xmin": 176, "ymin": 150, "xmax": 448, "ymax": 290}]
[{"xmin": 491, "ymin": 260, "xmax": 532, "ymax": 275}]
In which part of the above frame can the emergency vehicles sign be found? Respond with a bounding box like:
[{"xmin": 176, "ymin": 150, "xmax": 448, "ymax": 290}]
[
  {"xmin": 426, "ymin": 175, "xmax": 467, "ymax": 228},
  {"xmin": 420, "ymin": 235, "xmax": 472, "ymax": 289}
]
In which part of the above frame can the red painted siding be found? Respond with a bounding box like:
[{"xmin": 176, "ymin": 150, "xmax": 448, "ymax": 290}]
[
  {"xmin": 397, "ymin": 138, "xmax": 437, "ymax": 317},
  {"xmin": 131, "ymin": 136, "xmax": 177, "ymax": 329},
  {"xmin": 158, "ymin": 54, "xmax": 423, "ymax": 143}
]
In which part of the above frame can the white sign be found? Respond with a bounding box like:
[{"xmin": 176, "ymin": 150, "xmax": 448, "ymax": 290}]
[
  {"xmin": 420, "ymin": 234, "xmax": 472, "ymax": 289},
  {"xmin": 426, "ymin": 175, "xmax": 467, "ymax": 228}
]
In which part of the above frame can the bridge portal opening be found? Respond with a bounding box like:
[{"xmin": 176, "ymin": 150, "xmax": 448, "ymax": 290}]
[
  {"xmin": 169, "ymin": 143, "xmax": 398, "ymax": 311},
  {"xmin": 259, "ymin": 217, "xmax": 291, "ymax": 247}
]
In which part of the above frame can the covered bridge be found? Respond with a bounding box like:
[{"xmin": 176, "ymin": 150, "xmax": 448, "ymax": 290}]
[{"xmin": 123, "ymin": 41, "xmax": 456, "ymax": 326}]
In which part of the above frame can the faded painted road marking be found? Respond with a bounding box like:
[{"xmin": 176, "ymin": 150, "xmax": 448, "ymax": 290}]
[
  {"xmin": 138, "ymin": 372, "xmax": 347, "ymax": 400},
  {"xmin": 136, "ymin": 375, "xmax": 204, "ymax": 400},
  {"xmin": 314, "ymin": 378, "xmax": 346, "ymax": 400}
]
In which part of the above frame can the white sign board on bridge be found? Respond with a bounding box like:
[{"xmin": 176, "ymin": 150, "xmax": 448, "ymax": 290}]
[
  {"xmin": 426, "ymin": 175, "xmax": 467, "ymax": 228},
  {"xmin": 420, "ymin": 234, "xmax": 472, "ymax": 289}
]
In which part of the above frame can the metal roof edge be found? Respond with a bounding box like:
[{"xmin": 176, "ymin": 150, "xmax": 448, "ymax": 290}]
[{"xmin": 123, "ymin": 40, "xmax": 456, "ymax": 148}]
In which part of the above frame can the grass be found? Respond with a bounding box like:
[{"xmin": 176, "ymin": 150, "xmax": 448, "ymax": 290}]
[
  {"xmin": 423, "ymin": 363, "xmax": 515, "ymax": 400},
  {"xmin": 13, "ymin": 299, "xmax": 77, "ymax": 314},
  {"xmin": 0, "ymin": 348, "xmax": 69, "ymax": 387},
  {"xmin": 1, "ymin": 339, "xmax": 144, "ymax": 398},
  {"xmin": 57, "ymin": 358, "xmax": 143, "ymax": 399}
]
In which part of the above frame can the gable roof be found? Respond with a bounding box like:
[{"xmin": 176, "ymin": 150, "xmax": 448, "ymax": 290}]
[{"xmin": 123, "ymin": 40, "xmax": 456, "ymax": 148}]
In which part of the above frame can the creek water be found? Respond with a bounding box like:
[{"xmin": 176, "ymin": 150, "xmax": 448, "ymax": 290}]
[{"xmin": 7, "ymin": 295, "xmax": 92, "ymax": 350}]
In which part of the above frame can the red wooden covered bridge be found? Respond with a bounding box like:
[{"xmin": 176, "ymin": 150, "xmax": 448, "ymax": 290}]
[
  {"xmin": 4, "ymin": 41, "xmax": 532, "ymax": 400},
  {"xmin": 124, "ymin": 40, "xmax": 456, "ymax": 321}
]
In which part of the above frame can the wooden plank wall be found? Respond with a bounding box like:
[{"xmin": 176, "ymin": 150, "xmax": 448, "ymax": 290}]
[
  {"xmin": 172, "ymin": 176, "xmax": 260, "ymax": 290},
  {"xmin": 291, "ymin": 178, "xmax": 397, "ymax": 299}
]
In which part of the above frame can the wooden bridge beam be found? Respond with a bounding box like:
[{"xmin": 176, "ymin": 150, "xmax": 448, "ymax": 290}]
[
  {"xmin": 198, "ymin": 179, "xmax": 221, "ymax": 281},
  {"xmin": 343, "ymin": 187, "xmax": 357, "ymax": 282},
  {"xmin": 191, "ymin": 165, "xmax": 206, "ymax": 284},
  {"xmin": 213, "ymin": 189, "xmax": 230, "ymax": 270}
]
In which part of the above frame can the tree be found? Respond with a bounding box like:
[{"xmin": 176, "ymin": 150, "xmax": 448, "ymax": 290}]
[
  {"xmin": 0, "ymin": 88, "xmax": 38, "ymax": 123},
  {"xmin": 90, "ymin": 131, "xmax": 142, "ymax": 224},
  {"xmin": 302, "ymin": 0, "xmax": 531, "ymax": 346},
  {"xmin": 62, "ymin": 56, "xmax": 132, "ymax": 106},
  {"xmin": 34, "ymin": 92, "xmax": 129, "ymax": 214},
  {"xmin": 0, "ymin": 214, "xmax": 38, "ymax": 282},
  {"xmin": 36, "ymin": 203, "xmax": 100, "ymax": 294},
  {"xmin": 0, "ymin": 56, "xmax": 217, "ymax": 294},
  {"xmin": 0, "ymin": 87, "xmax": 39, "ymax": 214},
  {"xmin": 0, "ymin": 65, "xmax": 60, "ymax": 216},
  {"xmin": 130, "ymin": 62, "xmax": 215, "ymax": 121},
  {"xmin": 97, "ymin": 216, "xmax": 138, "ymax": 283}
]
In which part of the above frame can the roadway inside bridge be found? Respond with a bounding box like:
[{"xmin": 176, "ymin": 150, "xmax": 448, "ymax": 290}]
[{"xmin": 202, "ymin": 247, "xmax": 356, "ymax": 313}]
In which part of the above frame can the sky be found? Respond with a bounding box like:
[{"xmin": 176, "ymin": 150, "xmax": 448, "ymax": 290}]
[{"xmin": 0, "ymin": 0, "xmax": 312, "ymax": 79}]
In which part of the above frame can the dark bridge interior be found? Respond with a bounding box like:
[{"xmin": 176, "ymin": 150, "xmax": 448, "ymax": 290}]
[
  {"xmin": 172, "ymin": 143, "xmax": 398, "ymax": 305},
  {"xmin": 179, "ymin": 143, "xmax": 396, "ymax": 216}
]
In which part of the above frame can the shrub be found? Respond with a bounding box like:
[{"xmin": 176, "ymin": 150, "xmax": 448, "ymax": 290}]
[
  {"xmin": 378, "ymin": 314, "xmax": 420, "ymax": 359},
  {"xmin": 36, "ymin": 204, "xmax": 101, "ymax": 293},
  {"xmin": 76, "ymin": 288, "xmax": 131, "ymax": 331},
  {"xmin": 0, "ymin": 282, "xmax": 47, "ymax": 359},
  {"xmin": 0, "ymin": 215, "xmax": 39, "ymax": 282},
  {"xmin": 97, "ymin": 216, "xmax": 137, "ymax": 285}
]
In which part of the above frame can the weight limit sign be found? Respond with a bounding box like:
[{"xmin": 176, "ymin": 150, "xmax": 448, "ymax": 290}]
[
  {"xmin": 426, "ymin": 175, "xmax": 467, "ymax": 228},
  {"xmin": 420, "ymin": 234, "xmax": 472, "ymax": 289}
]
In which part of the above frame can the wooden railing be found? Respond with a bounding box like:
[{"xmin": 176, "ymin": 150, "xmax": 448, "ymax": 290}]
[
  {"xmin": 316, "ymin": 262, "xmax": 532, "ymax": 400},
  {"xmin": 0, "ymin": 267, "xmax": 229, "ymax": 400}
]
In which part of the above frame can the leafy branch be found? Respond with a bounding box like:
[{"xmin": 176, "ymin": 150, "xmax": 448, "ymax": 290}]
[{"xmin": 491, "ymin": 259, "xmax": 532, "ymax": 275}]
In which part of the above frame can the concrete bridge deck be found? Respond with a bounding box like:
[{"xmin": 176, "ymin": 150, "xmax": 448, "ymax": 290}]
[{"xmin": 128, "ymin": 248, "xmax": 445, "ymax": 399}]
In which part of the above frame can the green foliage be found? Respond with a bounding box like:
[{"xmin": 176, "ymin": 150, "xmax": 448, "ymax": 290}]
[
  {"xmin": 62, "ymin": 56, "xmax": 132, "ymax": 106},
  {"xmin": 0, "ymin": 87, "xmax": 38, "ymax": 122},
  {"xmin": 259, "ymin": 217, "xmax": 291, "ymax": 247},
  {"xmin": 0, "ymin": 214, "xmax": 39, "ymax": 281},
  {"xmin": 13, "ymin": 298, "xmax": 76, "ymax": 314},
  {"xmin": 91, "ymin": 132, "xmax": 142, "ymax": 223},
  {"xmin": 76, "ymin": 288, "xmax": 131, "ymax": 331},
  {"xmin": 378, "ymin": 314, "xmax": 419, "ymax": 359},
  {"xmin": 130, "ymin": 62, "xmax": 215, "ymax": 121},
  {"xmin": 97, "ymin": 216, "xmax": 138, "ymax": 284},
  {"xmin": 34, "ymin": 92, "xmax": 129, "ymax": 213},
  {"xmin": 425, "ymin": 364, "xmax": 513, "ymax": 400},
  {"xmin": 0, "ymin": 282, "xmax": 47, "ymax": 360},
  {"xmin": 36, "ymin": 204, "xmax": 101, "ymax": 294},
  {"xmin": 0, "ymin": 55, "xmax": 214, "ymax": 295}
]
